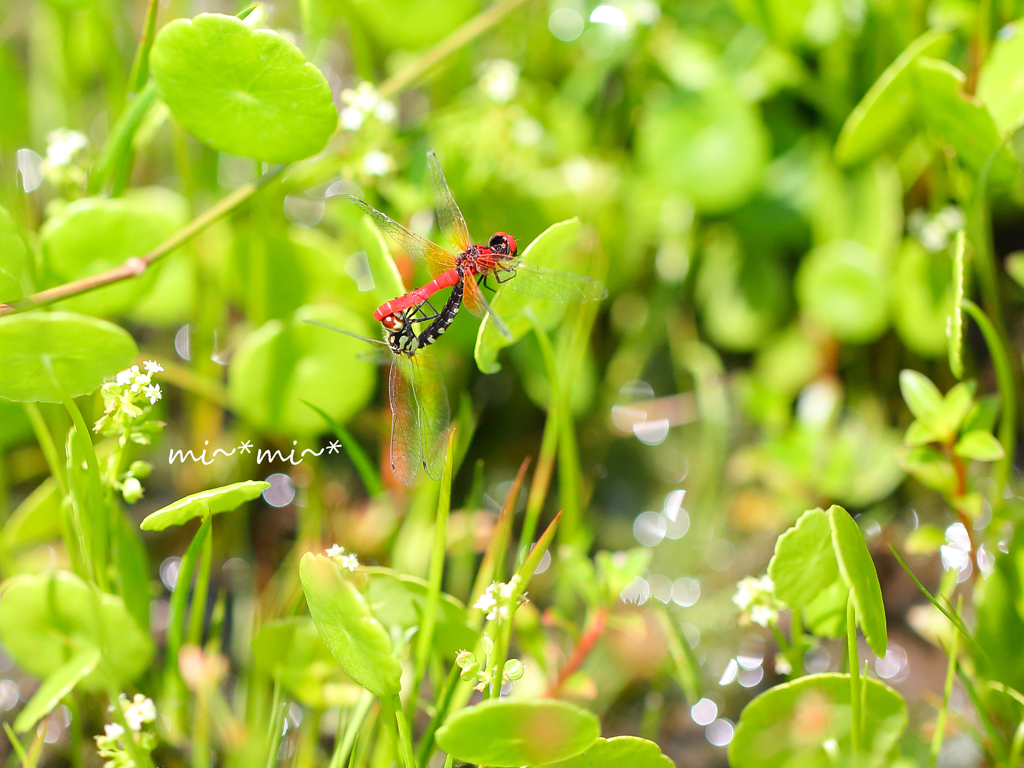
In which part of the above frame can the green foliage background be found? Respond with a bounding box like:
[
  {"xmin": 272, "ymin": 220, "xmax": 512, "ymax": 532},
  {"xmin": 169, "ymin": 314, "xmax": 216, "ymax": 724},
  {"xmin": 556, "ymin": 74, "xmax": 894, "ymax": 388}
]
[{"xmin": 4, "ymin": 0, "xmax": 1024, "ymax": 765}]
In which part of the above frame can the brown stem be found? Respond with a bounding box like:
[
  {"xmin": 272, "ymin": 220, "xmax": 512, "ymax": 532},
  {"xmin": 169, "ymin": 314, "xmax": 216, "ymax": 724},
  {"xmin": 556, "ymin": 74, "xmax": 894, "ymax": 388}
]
[
  {"xmin": 947, "ymin": 443, "xmax": 980, "ymax": 578},
  {"xmin": 547, "ymin": 606, "xmax": 607, "ymax": 697},
  {"xmin": 0, "ymin": 171, "xmax": 282, "ymax": 317}
]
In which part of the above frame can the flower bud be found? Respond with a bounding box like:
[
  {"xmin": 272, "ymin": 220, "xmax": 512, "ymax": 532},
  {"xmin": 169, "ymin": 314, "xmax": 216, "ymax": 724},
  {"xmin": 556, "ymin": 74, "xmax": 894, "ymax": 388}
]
[
  {"xmin": 122, "ymin": 477, "xmax": 144, "ymax": 504},
  {"xmin": 128, "ymin": 460, "xmax": 152, "ymax": 479},
  {"xmin": 480, "ymin": 636, "xmax": 494, "ymax": 657},
  {"xmin": 460, "ymin": 663, "xmax": 480, "ymax": 682},
  {"xmin": 503, "ymin": 659, "xmax": 525, "ymax": 681}
]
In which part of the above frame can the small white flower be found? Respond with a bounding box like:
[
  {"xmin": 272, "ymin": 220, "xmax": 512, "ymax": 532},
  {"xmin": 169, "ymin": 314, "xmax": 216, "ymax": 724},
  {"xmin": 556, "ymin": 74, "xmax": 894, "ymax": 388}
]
[
  {"xmin": 130, "ymin": 365, "xmax": 140, "ymax": 373},
  {"xmin": 104, "ymin": 722, "xmax": 125, "ymax": 740},
  {"xmin": 45, "ymin": 129, "xmax": 88, "ymax": 167},
  {"xmin": 340, "ymin": 107, "xmax": 366, "ymax": 131},
  {"xmin": 339, "ymin": 553, "xmax": 359, "ymax": 572},
  {"xmin": 143, "ymin": 360, "xmax": 163, "ymax": 374},
  {"xmin": 362, "ymin": 151, "xmax": 394, "ymax": 177},
  {"xmin": 326, "ymin": 544, "xmax": 345, "ymax": 558},
  {"xmin": 116, "ymin": 370, "xmax": 133, "ymax": 387},
  {"xmin": 342, "ymin": 82, "xmax": 380, "ymax": 112},
  {"xmin": 749, "ymin": 604, "xmax": 777, "ymax": 628},
  {"xmin": 144, "ymin": 384, "xmax": 162, "ymax": 404},
  {"xmin": 473, "ymin": 590, "xmax": 497, "ymax": 613},
  {"xmin": 123, "ymin": 694, "xmax": 156, "ymax": 731}
]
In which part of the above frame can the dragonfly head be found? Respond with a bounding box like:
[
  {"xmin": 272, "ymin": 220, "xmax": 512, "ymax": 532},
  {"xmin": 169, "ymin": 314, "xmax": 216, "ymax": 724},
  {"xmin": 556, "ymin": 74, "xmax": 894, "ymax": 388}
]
[
  {"xmin": 384, "ymin": 315, "xmax": 418, "ymax": 356},
  {"xmin": 488, "ymin": 232, "xmax": 517, "ymax": 260}
]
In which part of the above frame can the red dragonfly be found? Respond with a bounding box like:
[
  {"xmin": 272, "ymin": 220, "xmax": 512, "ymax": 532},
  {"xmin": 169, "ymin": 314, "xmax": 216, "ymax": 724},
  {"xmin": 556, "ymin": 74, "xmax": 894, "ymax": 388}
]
[
  {"xmin": 307, "ymin": 286, "xmax": 461, "ymax": 484},
  {"xmin": 351, "ymin": 151, "xmax": 608, "ymax": 340}
]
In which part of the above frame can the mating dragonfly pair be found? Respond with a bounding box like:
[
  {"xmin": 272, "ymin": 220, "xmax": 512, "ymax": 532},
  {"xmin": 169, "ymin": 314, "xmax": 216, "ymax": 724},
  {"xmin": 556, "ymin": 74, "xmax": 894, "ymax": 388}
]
[{"xmin": 317, "ymin": 152, "xmax": 607, "ymax": 485}]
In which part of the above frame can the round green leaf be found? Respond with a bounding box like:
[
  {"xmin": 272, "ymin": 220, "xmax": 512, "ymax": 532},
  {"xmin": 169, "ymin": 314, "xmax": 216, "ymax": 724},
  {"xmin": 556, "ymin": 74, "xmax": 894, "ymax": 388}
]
[
  {"xmin": 150, "ymin": 14, "xmax": 337, "ymax": 163},
  {"xmin": 828, "ymin": 505, "xmax": 887, "ymax": 657},
  {"xmin": 0, "ymin": 570, "xmax": 153, "ymax": 689},
  {"xmin": 436, "ymin": 699, "xmax": 600, "ymax": 767},
  {"xmin": 768, "ymin": 508, "xmax": 839, "ymax": 609},
  {"xmin": 835, "ymin": 29, "xmax": 951, "ymax": 165},
  {"xmin": 475, "ymin": 218, "xmax": 583, "ymax": 374},
  {"xmin": 140, "ymin": 480, "xmax": 269, "ymax": 531},
  {"xmin": 228, "ymin": 304, "xmax": 376, "ymax": 437},
  {"xmin": 364, "ymin": 567, "xmax": 476, "ymax": 659},
  {"xmin": 541, "ymin": 736, "xmax": 674, "ymax": 768},
  {"xmin": 348, "ymin": 0, "xmax": 476, "ymax": 50},
  {"xmin": 637, "ymin": 88, "xmax": 768, "ymax": 213},
  {"xmin": 796, "ymin": 240, "xmax": 889, "ymax": 344},
  {"xmin": 0, "ymin": 312, "xmax": 137, "ymax": 403},
  {"xmin": 891, "ymin": 238, "xmax": 952, "ymax": 358},
  {"xmin": 252, "ymin": 617, "xmax": 359, "ymax": 708},
  {"xmin": 40, "ymin": 188, "xmax": 188, "ymax": 315},
  {"xmin": 299, "ymin": 553, "xmax": 402, "ymax": 698},
  {"xmin": 729, "ymin": 673, "xmax": 907, "ymax": 767}
]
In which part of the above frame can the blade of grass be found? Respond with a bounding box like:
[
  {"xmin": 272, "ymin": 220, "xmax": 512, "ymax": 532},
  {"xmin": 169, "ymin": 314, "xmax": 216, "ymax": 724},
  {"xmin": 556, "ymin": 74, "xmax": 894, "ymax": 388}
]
[
  {"xmin": 88, "ymin": 83, "xmax": 159, "ymax": 195},
  {"xmin": 960, "ymin": 299, "xmax": 1017, "ymax": 491},
  {"xmin": 930, "ymin": 598, "xmax": 962, "ymax": 767},
  {"xmin": 957, "ymin": 659, "xmax": 1008, "ymax": 763},
  {"xmin": 125, "ymin": 0, "xmax": 159, "ymax": 95},
  {"xmin": 411, "ymin": 430, "xmax": 457, "ymax": 720},
  {"xmin": 329, "ymin": 690, "xmax": 373, "ymax": 768},
  {"xmin": 654, "ymin": 606, "xmax": 701, "ymax": 703},
  {"xmin": 3, "ymin": 723, "xmax": 29, "ymax": 766},
  {"xmin": 302, "ymin": 400, "xmax": 383, "ymax": 496},
  {"xmin": 187, "ymin": 528, "xmax": 213, "ymax": 646},
  {"xmin": 889, "ymin": 545, "xmax": 982, "ymax": 654},
  {"xmin": 264, "ymin": 677, "xmax": 286, "ymax": 768}
]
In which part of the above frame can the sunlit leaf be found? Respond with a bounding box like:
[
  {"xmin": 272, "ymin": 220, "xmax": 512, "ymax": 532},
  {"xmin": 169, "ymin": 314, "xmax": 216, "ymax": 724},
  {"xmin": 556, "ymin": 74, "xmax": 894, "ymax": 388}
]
[
  {"xmin": 150, "ymin": 14, "xmax": 337, "ymax": 163},
  {"xmin": 299, "ymin": 553, "xmax": 402, "ymax": 698},
  {"xmin": 768, "ymin": 508, "xmax": 838, "ymax": 609},
  {"xmin": 899, "ymin": 369, "xmax": 944, "ymax": 431},
  {"xmin": 540, "ymin": 736, "xmax": 673, "ymax": 768},
  {"xmin": 139, "ymin": 480, "xmax": 269, "ymax": 531},
  {"xmin": 13, "ymin": 647, "xmax": 100, "ymax": 734},
  {"xmin": 912, "ymin": 58, "xmax": 1018, "ymax": 186},
  {"xmin": 977, "ymin": 21, "xmax": 1024, "ymax": 135},
  {"xmin": 891, "ymin": 238, "xmax": 952, "ymax": 358},
  {"xmin": 949, "ymin": 230, "xmax": 966, "ymax": 379},
  {"xmin": 0, "ymin": 570, "xmax": 153, "ymax": 689},
  {"xmin": 229, "ymin": 304, "xmax": 377, "ymax": 436},
  {"xmin": 0, "ymin": 312, "xmax": 137, "ymax": 403},
  {"xmin": 729, "ymin": 673, "xmax": 907, "ymax": 767},
  {"xmin": 836, "ymin": 29, "xmax": 951, "ymax": 165},
  {"xmin": 475, "ymin": 218, "xmax": 583, "ymax": 374},
  {"xmin": 828, "ymin": 505, "xmax": 887, "ymax": 657},
  {"xmin": 436, "ymin": 699, "xmax": 600, "ymax": 767},
  {"xmin": 954, "ymin": 430, "xmax": 1005, "ymax": 462}
]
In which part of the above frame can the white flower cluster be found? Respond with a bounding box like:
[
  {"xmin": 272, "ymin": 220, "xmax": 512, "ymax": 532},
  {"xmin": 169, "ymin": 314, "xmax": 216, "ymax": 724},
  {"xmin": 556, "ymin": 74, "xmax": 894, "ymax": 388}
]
[
  {"xmin": 907, "ymin": 206, "xmax": 965, "ymax": 253},
  {"xmin": 94, "ymin": 361, "xmax": 163, "ymax": 436},
  {"xmin": 733, "ymin": 574, "xmax": 780, "ymax": 628},
  {"xmin": 362, "ymin": 150, "xmax": 395, "ymax": 177},
  {"xmin": 340, "ymin": 82, "xmax": 398, "ymax": 131},
  {"xmin": 41, "ymin": 128, "xmax": 89, "ymax": 188},
  {"xmin": 94, "ymin": 695, "xmax": 157, "ymax": 768},
  {"xmin": 473, "ymin": 574, "xmax": 525, "ymax": 623},
  {"xmin": 326, "ymin": 543, "xmax": 359, "ymax": 572}
]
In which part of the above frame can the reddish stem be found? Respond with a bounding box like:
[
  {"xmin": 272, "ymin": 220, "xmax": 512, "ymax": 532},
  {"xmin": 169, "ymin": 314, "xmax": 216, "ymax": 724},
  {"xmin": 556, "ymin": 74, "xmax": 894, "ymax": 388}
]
[{"xmin": 547, "ymin": 606, "xmax": 608, "ymax": 697}]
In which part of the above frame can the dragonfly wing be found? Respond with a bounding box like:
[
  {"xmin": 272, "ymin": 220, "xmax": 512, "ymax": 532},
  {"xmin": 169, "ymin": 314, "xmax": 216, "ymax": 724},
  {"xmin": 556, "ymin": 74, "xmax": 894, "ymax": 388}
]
[
  {"xmin": 409, "ymin": 353, "xmax": 450, "ymax": 481},
  {"xmin": 389, "ymin": 357, "xmax": 422, "ymax": 485},
  {"xmin": 464, "ymin": 278, "xmax": 513, "ymax": 340},
  {"xmin": 505, "ymin": 263, "xmax": 609, "ymax": 303},
  {"xmin": 349, "ymin": 196, "xmax": 455, "ymax": 277},
  {"xmin": 427, "ymin": 151, "xmax": 471, "ymax": 253}
]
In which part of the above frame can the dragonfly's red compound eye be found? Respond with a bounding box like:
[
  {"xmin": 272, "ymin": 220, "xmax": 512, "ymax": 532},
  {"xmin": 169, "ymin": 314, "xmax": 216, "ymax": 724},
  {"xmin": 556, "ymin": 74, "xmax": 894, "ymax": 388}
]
[
  {"xmin": 382, "ymin": 315, "xmax": 404, "ymax": 331},
  {"xmin": 489, "ymin": 232, "xmax": 517, "ymax": 257}
]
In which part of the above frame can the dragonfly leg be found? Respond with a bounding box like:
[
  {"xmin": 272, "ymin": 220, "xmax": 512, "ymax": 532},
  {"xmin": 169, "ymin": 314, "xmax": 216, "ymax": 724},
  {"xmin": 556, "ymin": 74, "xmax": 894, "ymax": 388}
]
[
  {"xmin": 409, "ymin": 296, "xmax": 441, "ymax": 322},
  {"xmin": 494, "ymin": 266, "xmax": 517, "ymax": 284}
]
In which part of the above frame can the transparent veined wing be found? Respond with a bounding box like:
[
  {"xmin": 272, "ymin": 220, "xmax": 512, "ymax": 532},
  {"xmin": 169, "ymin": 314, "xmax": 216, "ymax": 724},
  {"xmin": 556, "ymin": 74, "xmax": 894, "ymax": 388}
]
[
  {"xmin": 502, "ymin": 262, "xmax": 608, "ymax": 303},
  {"xmin": 389, "ymin": 357, "xmax": 422, "ymax": 485},
  {"xmin": 427, "ymin": 150, "xmax": 471, "ymax": 254},
  {"xmin": 349, "ymin": 196, "xmax": 455, "ymax": 278},
  {"xmin": 463, "ymin": 276, "xmax": 513, "ymax": 340},
  {"xmin": 408, "ymin": 352, "xmax": 450, "ymax": 481}
]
